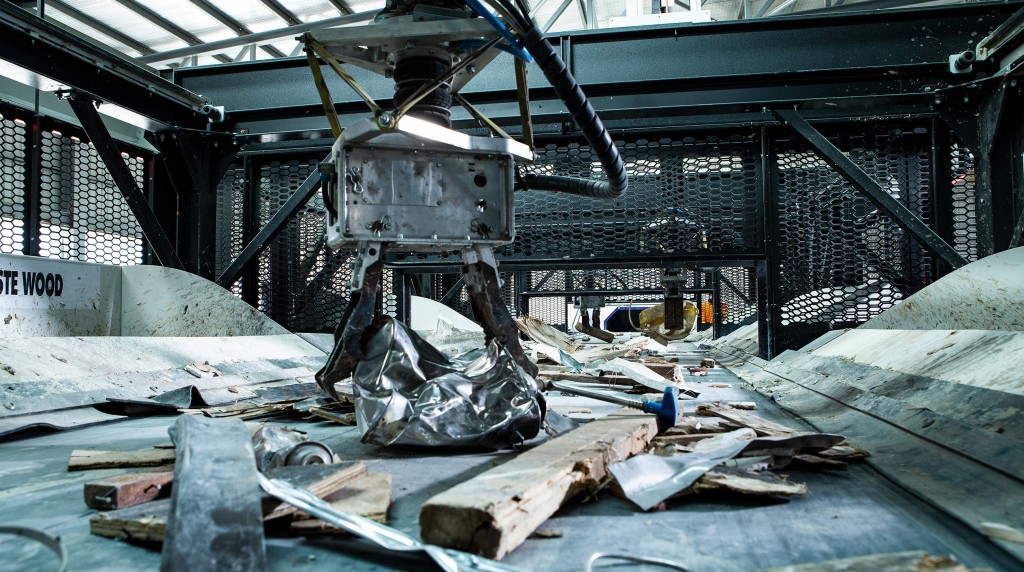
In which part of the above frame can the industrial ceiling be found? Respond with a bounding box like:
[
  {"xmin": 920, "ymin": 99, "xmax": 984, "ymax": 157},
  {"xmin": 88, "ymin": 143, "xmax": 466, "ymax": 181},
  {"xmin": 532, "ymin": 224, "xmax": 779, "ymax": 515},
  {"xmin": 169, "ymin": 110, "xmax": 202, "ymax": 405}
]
[{"xmin": 23, "ymin": 0, "xmax": 961, "ymax": 69}]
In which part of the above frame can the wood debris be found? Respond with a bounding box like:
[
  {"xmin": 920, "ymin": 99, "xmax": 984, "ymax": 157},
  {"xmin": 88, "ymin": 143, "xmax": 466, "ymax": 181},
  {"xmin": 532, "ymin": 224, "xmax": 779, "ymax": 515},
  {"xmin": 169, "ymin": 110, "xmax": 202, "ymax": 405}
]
[
  {"xmin": 84, "ymin": 470, "xmax": 174, "ymax": 510},
  {"xmin": 696, "ymin": 404, "xmax": 800, "ymax": 437},
  {"xmin": 90, "ymin": 461, "xmax": 376, "ymax": 543},
  {"xmin": 419, "ymin": 408, "xmax": 658, "ymax": 559},
  {"xmin": 69, "ymin": 448, "xmax": 177, "ymax": 471},
  {"xmin": 727, "ymin": 401, "xmax": 757, "ymax": 410},
  {"xmin": 757, "ymin": 550, "xmax": 983, "ymax": 572},
  {"xmin": 694, "ymin": 469, "xmax": 808, "ymax": 497},
  {"xmin": 289, "ymin": 472, "xmax": 392, "ymax": 532}
]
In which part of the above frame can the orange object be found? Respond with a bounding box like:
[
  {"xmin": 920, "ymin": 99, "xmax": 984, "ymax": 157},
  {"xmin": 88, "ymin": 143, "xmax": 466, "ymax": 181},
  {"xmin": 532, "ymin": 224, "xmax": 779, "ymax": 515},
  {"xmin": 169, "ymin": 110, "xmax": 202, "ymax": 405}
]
[{"xmin": 700, "ymin": 302, "xmax": 727, "ymax": 323}]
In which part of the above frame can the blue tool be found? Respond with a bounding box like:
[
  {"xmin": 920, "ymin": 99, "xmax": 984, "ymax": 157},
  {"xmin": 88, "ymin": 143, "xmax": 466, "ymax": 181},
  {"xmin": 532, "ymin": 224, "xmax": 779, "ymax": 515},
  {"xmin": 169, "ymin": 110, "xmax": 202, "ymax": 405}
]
[{"xmin": 548, "ymin": 381, "xmax": 680, "ymax": 431}]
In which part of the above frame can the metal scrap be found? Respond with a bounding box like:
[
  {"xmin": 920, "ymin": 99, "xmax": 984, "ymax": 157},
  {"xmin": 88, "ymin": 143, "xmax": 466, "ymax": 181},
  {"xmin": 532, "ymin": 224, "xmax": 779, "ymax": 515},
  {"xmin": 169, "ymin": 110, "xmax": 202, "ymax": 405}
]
[{"xmin": 352, "ymin": 317, "xmax": 544, "ymax": 448}]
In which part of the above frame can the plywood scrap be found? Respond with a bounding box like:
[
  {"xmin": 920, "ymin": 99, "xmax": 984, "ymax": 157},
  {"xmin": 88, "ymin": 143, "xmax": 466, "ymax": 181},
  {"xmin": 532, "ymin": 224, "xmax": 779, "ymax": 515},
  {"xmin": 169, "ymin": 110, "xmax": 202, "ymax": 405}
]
[
  {"xmin": 980, "ymin": 522, "xmax": 1024, "ymax": 544},
  {"xmin": 757, "ymin": 550, "xmax": 981, "ymax": 572},
  {"xmin": 90, "ymin": 462, "xmax": 371, "ymax": 543},
  {"xmin": 516, "ymin": 316, "xmax": 583, "ymax": 354},
  {"xmin": 419, "ymin": 409, "xmax": 658, "ymax": 559},
  {"xmin": 90, "ymin": 498, "xmax": 170, "ymax": 543},
  {"xmin": 696, "ymin": 404, "xmax": 799, "ymax": 437},
  {"xmin": 289, "ymin": 472, "xmax": 392, "ymax": 532},
  {"xmin": 789, "ymin": 454, "xmax": 848, "ymax": 471},
  {"xmin": 262, "ymin": 462, "xmax": 369, "ymax": 521},
  {"xmin": 818, "ymin": 444, "xmax": 871, "ymax": 460},
  {"xmin": 694, "ymin": 469, "xmax": 807, "ymax": 497},
  {"xmin": 68, "ymin": 448, "xmax": 176, "ymax": 471},
  {"xmin": 84, "ymin": 470, "xmax": 174, "ymax": 510}
]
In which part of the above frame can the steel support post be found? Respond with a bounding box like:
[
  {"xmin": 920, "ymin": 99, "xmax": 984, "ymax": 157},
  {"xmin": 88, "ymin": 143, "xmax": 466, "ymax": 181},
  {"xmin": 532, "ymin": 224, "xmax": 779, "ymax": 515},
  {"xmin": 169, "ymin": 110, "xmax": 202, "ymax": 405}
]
[
  {"xmin": 929, "ymin": 118, "xmax": 959, "ymax": 277},
  {"xmin": 772, "ymin": 108, "xmax": 968, "ymax": 270},
  {"xmin": 148, "ymin": 130, "xmax": 238, "ymax": 279},
  {"xmin": 240, "ymin": 156, "xmax": 261, "ymax": 306},
  {"xmin": 711, "ymin": 269, "xmax": 722, "ymax": 340},
  {"xmin": 66, "ymin": 94, "xmax": 183, "ymax": 269},
  {"xmin": 21, "ymin": 112, "xmax": 42, "ymax": 257},
  {"xmin": 217, "ymin": 161, "xmax": 322, "ymax": 288},
  {"xmin": 758, "ymin": 127, "xmax": 782, "ymax": 359}
]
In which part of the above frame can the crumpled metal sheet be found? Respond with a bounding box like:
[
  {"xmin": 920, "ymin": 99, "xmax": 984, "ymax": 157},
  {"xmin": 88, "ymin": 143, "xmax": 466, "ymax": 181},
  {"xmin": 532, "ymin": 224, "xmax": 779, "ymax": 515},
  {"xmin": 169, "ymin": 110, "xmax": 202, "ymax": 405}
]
[{"xmin": 352, "ymin": 317, "xmax": 544, "ymax": 448}]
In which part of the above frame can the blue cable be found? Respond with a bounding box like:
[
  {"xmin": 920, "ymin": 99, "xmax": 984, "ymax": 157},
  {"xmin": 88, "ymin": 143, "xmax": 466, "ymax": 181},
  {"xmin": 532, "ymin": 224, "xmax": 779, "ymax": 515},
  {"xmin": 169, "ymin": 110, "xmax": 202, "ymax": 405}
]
[{"xmin": 463, "ymin": 0, "xmax": 533, "ymax": 62}]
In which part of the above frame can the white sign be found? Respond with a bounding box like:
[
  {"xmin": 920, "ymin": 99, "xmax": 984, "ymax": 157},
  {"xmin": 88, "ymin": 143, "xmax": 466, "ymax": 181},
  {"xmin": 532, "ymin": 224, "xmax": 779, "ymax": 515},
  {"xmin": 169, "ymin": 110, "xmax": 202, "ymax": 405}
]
[{"xmin": 0, "ymin": 255, "xmax": 102, "ymax": 310}]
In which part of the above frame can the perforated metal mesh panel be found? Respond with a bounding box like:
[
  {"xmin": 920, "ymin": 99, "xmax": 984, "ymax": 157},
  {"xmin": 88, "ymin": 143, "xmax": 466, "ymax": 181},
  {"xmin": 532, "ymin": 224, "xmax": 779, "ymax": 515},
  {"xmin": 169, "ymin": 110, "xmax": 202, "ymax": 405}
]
[
  {"xmin": 527, "ymin": 296, "xmax": 567, "ymax": 329},
  {"xmin": 513, "ymin": 135, "xmax": 760, "ymax": 261},
  {"xmin": 215, "ymin": 165, "xmax": 246, "ymax": 296},
  {"xmin": 718, "ymin": 267, "xmax": 756, "ymax": 334},
  {"xmin": 949, "ymin": 141, "xmax": 978, "ymax": 262},
  {"xmin": 0, "ymin": 114, "xmax": 26, "ymax": 254},
  {"xmin": 253, "ymin": 158, "xmax": 354, "ymax": 332},
  {"xmin": 775, "ymin": 126, "xmax": 933, "ymax": 328},
  {"xmin": 38, "ymin": 128, "xmax": 145, "ymax": 264}
]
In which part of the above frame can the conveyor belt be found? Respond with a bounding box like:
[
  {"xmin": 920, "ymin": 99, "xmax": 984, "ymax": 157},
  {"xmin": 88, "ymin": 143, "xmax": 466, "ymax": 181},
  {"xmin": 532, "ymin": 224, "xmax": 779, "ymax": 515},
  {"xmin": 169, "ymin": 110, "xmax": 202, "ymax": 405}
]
[{"xmin": 0, "ymin": 344, "xmax": 1015, "ymax": 571}]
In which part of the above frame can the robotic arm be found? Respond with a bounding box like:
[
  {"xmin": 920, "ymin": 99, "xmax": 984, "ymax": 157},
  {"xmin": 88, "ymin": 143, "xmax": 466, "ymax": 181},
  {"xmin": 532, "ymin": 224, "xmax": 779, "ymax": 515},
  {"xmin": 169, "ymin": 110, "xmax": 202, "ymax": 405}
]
[{"xmin": 308, "ymin": 0, "xmax": 628, "ymax": 398}]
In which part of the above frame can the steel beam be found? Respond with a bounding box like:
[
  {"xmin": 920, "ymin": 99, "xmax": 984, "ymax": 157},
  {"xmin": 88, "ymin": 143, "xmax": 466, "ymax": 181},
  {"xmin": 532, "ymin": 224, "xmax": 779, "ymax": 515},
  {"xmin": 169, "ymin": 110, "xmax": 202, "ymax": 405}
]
[
  {"xmin": 260, "ymin": 0, "xmax": 302, "ymax": 25},
  {"xmin": 772, "ymin": 108, "xmax": 968, "ymax": 270},
  {"xmin": 48, "ymin": 0, "xmax": 156, "ymax": 56},
  {"xmin": 66, "ymin": 94, "xmax": 183, "ymax": 269},
  {"xmin": 0, "ymin": 2, "xmax": 208, "ymax": 127},
  {"xmin": 187, "ymin": 0, "xmax": 285, "ymax": 59},
  {"xmin": 139, "ymin": 11, "xmax": 375, "ymax": 65},
  {"xmin": 109, "ymin": 0, "xmax": 232, "ymax": 63},
  {"xmin": 216, "ymin": 163, "xmax": 322, "ymax": 288},
  {"xmin": 173, "ymin": 2, "xmax": 1019, "ymax": 136}
]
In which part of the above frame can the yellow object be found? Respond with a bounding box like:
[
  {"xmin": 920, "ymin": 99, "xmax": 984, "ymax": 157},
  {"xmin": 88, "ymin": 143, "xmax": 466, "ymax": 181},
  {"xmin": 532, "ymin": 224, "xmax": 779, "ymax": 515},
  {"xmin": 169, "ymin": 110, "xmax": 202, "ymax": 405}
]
[{"xmin": 639, "ymin": 301, "xmax": 697, "ymax": 344}]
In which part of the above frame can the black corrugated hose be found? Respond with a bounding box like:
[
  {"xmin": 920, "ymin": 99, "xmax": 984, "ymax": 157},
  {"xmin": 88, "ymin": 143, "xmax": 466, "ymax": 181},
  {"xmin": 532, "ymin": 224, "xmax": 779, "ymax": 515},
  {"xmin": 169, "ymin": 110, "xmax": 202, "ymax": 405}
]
[{"xmin": 518, "ymin": 26, "xmax": 628, "ymax": 199}]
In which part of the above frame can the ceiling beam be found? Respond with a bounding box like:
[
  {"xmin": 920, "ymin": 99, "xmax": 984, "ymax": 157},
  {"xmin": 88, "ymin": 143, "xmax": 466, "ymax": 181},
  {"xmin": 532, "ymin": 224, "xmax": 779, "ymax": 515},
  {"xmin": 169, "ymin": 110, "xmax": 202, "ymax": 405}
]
[
  {"xmin": 47, "ymin": 0, "xmax": 155, "ymax": 56},
  {"xmin": 259, "ymin": 0, "xmax": 302, "ymax": 26},
  {"xmin": 109, "ymin": 0, "xmax": 231, "ymax": 62},
  {"xmin": 137, "ymin": 11, "xmax": 376, "ymax": 65},
  {"xmin": 325, "ymin": 0, "xmax": 354, "ymax": 15},
  {"xmin": 187, "ymin": 0, "xmax": 285, "ymax": 59}
]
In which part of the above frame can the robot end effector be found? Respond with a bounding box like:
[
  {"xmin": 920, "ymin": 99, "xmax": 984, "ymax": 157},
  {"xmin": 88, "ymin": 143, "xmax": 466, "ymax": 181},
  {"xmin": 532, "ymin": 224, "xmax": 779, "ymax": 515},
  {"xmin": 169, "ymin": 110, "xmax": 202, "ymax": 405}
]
[{"xmin": 311, "ymin": 0, "xmax": 628, "ymax": 395}]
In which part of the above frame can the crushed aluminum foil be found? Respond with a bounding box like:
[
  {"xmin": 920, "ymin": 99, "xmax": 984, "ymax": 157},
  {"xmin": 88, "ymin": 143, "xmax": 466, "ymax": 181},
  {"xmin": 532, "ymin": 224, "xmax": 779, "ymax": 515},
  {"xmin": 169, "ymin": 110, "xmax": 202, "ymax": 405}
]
[{"xmin": 352, "ymin": 317, "xmax": 545, "ymax": 449}]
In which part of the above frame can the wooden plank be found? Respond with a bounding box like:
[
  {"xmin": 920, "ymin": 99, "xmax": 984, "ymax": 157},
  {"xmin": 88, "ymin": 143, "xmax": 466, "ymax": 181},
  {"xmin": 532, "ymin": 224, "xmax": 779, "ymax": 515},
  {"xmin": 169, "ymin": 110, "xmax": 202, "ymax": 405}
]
[
  {"xmin": 90, "ymin": 498, "xmax": 170, "ymax": 543},
  {"xmin": 263, "ymin": 462, "xmax": 368, "ymax": 520},
  {"xmin": 419, "ymin": 409, "xmax": 658, "ymax": 559},
  {"xmin": 84, "ymin": 471, "xmax": 174, "ymax": 510},
  {"xmin": 289, "ymin": 472, "xmax": 392, "ymax": 532},
  {"xmin": 696, "ymin": 404, "xmax": 799, "ymax": 437},
  {"xmin": 68, "ymin": 448, "xmax": 176, "ymax": 471},
  {"xmin": 756, "ymin": 550, "xmax": 979, "ymax": 571},
  {"xmin": 89, "ymin": 462, "xmax": 370, "ymax": 543},
  {"xmin": 694, "ymin": 470, "xmax": 808, "ymax": 497}
]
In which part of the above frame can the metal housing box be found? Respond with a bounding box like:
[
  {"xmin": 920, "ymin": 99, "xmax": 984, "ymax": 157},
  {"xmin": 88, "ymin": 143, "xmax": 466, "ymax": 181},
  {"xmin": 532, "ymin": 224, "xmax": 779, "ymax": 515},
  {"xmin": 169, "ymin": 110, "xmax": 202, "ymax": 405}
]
[{"xmin": 325, "ymin": 133, "xmax": 515, "ymax": 251}]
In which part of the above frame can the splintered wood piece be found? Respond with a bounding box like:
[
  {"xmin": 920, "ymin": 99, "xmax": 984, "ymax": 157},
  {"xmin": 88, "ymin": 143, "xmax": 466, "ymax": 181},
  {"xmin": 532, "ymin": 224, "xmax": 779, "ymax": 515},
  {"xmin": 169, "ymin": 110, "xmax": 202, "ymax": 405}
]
[
  {"xmin": 791, "ymin": 454, "xmax": 849, "ymax": 471},
  {"xmin": 727, "ymin": 401, "xmax": 757, "ymax": 410},
  {"xmin": 696, "ymin": 404, "xmax": 800, "ymax": 437},
  {"xmin": 419, "ymin": 409, "xmax": 658, "ymax": 560},
  {"xmin": 756, "ymin": 550, "xmax": 980, "ymax": 572},
  {"xmin": 68, "ymin": 449, "xmax": 177, "ymax": 471},
  {"xmin": 289, "ymin": 472, "xmax": 392, "ymax": 532},
  {"xmin": 263, "ymin": 462, "xmax": 369, "ymax": 520},
  {"xmin": 84, "ymin": 471, "xmax": 174, "ymax": 510},
  {"xmin": 817, "ymin": 444, "xmax": 871, "ymax": 459},
  {"xmin": 694, "ymin": 470, "xmax": 807, "ymax": 497},
  {"xmin": 90, "ymin": 498, "xmax": 170, "ymax": 543},
  {"xmin": 89, "ymin": 462, "xmax": 370, "ymax": 544}
]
